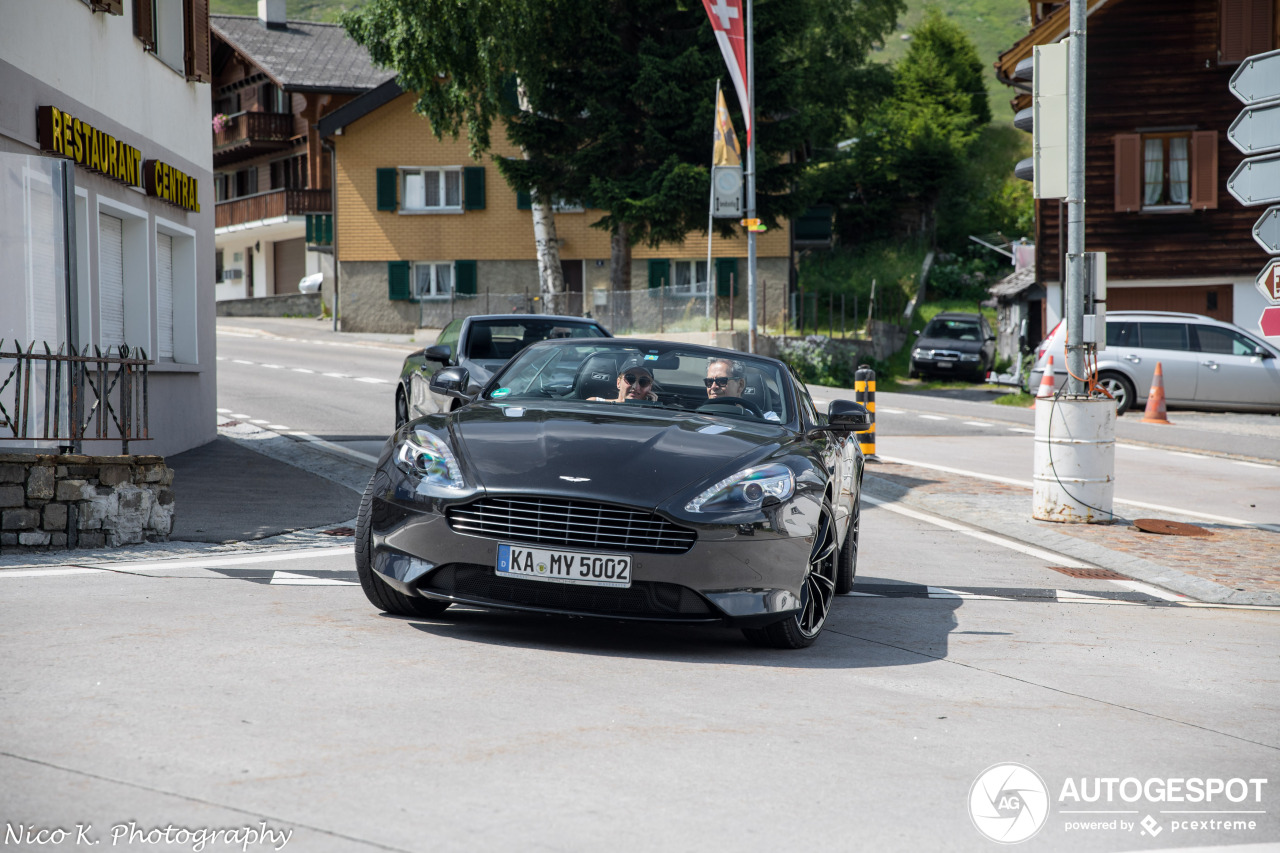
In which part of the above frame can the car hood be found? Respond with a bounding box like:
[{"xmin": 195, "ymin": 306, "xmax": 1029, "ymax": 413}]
[
  {"xmin": 448, "ymin": 403, "xmax": 787, "ymax": 508},
  {"xmin": 916, "ymin": 335, "xmax": 984, "ymax": 354}
]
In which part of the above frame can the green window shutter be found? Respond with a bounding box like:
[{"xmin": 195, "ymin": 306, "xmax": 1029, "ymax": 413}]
[
  {"xmin": 516, "ymin": 189, "xmax": 532, "ymax": 210},
  {"xmin": 455, "ymin": 260, "xmax": 477, "ymax": 295},
  {"xmin": 388, "ymin": 261, "xmax": 411, "ymax": 301},
  {"xmin": 648, "ymin": 259, "xmax": 670, "ymax": 289},
  {"xmin": 716, "ymin": 258, "xmax": 737, "ymax": 297},
  {"xmin": 376, "ymin": 168, "xmax": 398, "ymax": 211},
  {"xmin": 464, "ymin": 167, "xmax": 486, "ymax": 210},
  {"xmin": 322, "ymin": 215, "xmax": 332, "ymax": 245},
  {"xmin": 305, "ymin": 215, "xmax": 315, "ymax": 243}
]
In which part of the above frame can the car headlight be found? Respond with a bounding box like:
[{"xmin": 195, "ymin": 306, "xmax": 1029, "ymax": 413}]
[
  {"xmin": 911, "ymin": 348, "xmax": 925, "ymax": 358},
  {"xmin": 960, "ymin": 353, "xmax": 980, "ymax": 362},
  {"xmin": 686, "ymin": 463, "xmax": 795, "ymax": 514},
  {"xmin": 394, "ymin": 428, "xmax": 466, "ymax": 492}
]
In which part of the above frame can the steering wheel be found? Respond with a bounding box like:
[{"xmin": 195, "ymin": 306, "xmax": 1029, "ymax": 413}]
[{"xmin": 695, "ymin": 396, "xmax": 764, "ymax": 418}]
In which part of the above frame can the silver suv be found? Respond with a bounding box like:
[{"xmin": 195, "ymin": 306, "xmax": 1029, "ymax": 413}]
[{"xmin": 1029, "ymin": 311, "xmax": 1280, "ymax": 414}]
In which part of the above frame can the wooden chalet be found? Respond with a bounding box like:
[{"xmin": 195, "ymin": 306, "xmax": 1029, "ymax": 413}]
[{"xmin": 996, "ymin": 0, "xmax": 1278, "ymax": 334}]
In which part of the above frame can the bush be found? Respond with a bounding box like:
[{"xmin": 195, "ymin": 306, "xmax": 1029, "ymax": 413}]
[
  {"xmin": 777, "ymin": 336, "xmax": 860, "ymax": 388},
  {"xmin": 927, "ymin": 247, "xmax": 1007, "ymax": 301}
]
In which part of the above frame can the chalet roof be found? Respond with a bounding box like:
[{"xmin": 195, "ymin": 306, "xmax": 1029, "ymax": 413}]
[
  {"xmin": 211, "ymin": 14, "xmax": 395, "ymax": 93},
  {"xmin": 994, "ymin": 0, "xmax": 1116, "ymax": 90},
  {"xmin": 988, "ymin": 265, "xmax": 1036, "ymax": 299},
  {"xmin": 315, "ymin": 78, "xmax": 405, "ymax": 137}
]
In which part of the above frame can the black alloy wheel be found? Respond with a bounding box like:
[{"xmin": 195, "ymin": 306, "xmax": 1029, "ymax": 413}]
[
  {"xmin": 355, "ymin": 472, "xmax": 450, "ymax": 618},
  {"xmin": 743, "ymin": 499, "xmax": 839, "ymax": 649},
  {"xmin": 395, "ymin": 388, "xmax": 409, "ymax": 429},
  {"xmin": 834, "ymin": 496, "xmax": 860, "ymax": 595},
  {"xmin": 1098, "ymin": 371, "xmax": 1136, "ymax": 416}
]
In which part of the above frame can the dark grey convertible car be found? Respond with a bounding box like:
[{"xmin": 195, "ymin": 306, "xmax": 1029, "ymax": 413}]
[
  {"xmin": 359, "ymin": 339, "xmax": 872, "ymax": 648},
  {"xmin": 396, "ymin": 314, "xmax": 610, "ymax": 426}
]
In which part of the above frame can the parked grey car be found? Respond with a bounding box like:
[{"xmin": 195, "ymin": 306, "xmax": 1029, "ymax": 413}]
[
  {"xmin": 1029, "ymin": 310, "xmax": 1280, "ymax": 414},
  {"xmin": 396, "ymin": 314, "xmax": 610, "ymax": 426},
  {"xmin": 909, "ymin": 312, "xmax": 996, "ymax": 381}
]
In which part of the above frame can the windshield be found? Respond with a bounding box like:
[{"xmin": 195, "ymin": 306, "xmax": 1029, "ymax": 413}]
[
  {"xmin": 485, "ymin": 342, "xmax": 792, "ymax": 425},
  {"xmin": 923, "ymin": 318, "xmax": 982, "ymax": 341},
  {"xmin": 467, "ymin": 319, "xmax": 607, "ymax": 362}
]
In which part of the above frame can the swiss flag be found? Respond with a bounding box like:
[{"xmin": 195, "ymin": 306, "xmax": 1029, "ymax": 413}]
[{"xmin": 701, "ymin": 0, "xmax": 750, "ymax": 144}]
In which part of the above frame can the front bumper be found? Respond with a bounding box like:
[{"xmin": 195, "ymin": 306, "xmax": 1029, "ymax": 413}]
[{"xmin": 368, "ymin": 470, "xmax": 818, "ymax": 627}]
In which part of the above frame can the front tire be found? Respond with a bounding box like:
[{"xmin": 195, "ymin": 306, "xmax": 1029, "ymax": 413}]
[
  {"xmin": 355, "ymin": 472, "xmax": 450, "ymax": 618},
  {"xmin": 834, "ymin": 497, "xmax": 860, "ymax": 595},
  {"xmin": 742, "ymin": 498, "xmax": 839, "ymax": 649},
  {"xmin": 1098, "ymin": 371, "xmax": 1136, "ymax": 416}
]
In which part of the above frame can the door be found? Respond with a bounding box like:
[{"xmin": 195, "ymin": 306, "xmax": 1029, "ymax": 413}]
[
  {"xmin": 561, "ymin": 260, "xmax": 584, "ymax": 316},
  {"xmin": 1129, "ymin": 322, "xmax": 1198, "ymax": 402},
  {"xmin": 1192, "ymin": 324, "xmax": 1280, "ymax": 406},
  {"xmin": 99, "ymin": 213, "xmax": 126, "ymax": 351}
]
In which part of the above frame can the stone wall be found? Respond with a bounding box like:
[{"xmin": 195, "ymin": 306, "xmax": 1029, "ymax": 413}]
[
  {"xmin": 216, "ymin": 292, "xmax": 322, "ymax": 318},
  {"xmin": 0, "ymin": 454, "xmax": 174, "ymax": 552}
]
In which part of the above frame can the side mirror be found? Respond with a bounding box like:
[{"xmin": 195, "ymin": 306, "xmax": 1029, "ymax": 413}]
[
  {"xmin": 913, "ymin": 329, "xmax": 921, "ymax": 337},
  {"xmin": 825, "ymin": 399, "xmax": 874, "ymax": 433},
  {"xmin": 1255, "ymin": 346, "xmax": 1275, "ymax": 360},
  {"xmin": 429, "ymin": 366, "xmax": 473, "ymax": 401},
  {"xmin": 424, "ymin": 344, "xmax": 452, "ymax": 363}
]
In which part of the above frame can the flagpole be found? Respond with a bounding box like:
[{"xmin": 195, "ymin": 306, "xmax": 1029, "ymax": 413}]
[
  {"xmin": 707, "ymin": 79, "xmax": 719, "ymax": 321},
  {"xmin": 745, "ymin": 0, "xmax": 757, "ymax": 354}
]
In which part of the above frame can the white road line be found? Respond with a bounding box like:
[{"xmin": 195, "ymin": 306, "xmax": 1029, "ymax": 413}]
[
  {"xmin": 919, "ymin": 415, "xmax": 948, "ymax": 421},
  {"xmin": 355, "ymin": 377, "xmax": 388, "ymax": 384},
  {"xmin": 292, "ymin": 368, "xmax": 315, "ymax": 374},
  {"xmin": 267, "ymin": 424, "xmax": 291, "ymax": 430},
  {"xmin": 862, "ymin": 494, "xmax": 1094, "ymax": 568},
  {"xmin": 878, "ymin": 407, "xmax": 905, "ymax": 414},
  {"xmin": 216, "ymin": 408, "xmax": 231, "ymax": 414},
  {"xmin": 1009, "ymin": 427, "xmax": 1036, "ymax": 434},
  {"xmin": 1116, "ymin": 444, "xmax": 1151, "ymax": 451},
  {"xmin": 1113, "ymin": 580, "xmax": 1189, "ymax": 602},
  {"xmin": 250, "ymin": 419, "xmax": 269, "ymax": 424},
  {"xmin": 261, "ymin": 364, "xmax": 283, "ymax": 369},
  {"xmin": 1169, "ymin": 451, "xmax": 1207, "ymax": 460},
  {"xmin": 963, "ymin": 421, "xmax": 993, "ymax": 427},
  {"xmin": 287, "ymin": 431, "xmax": 380, "ymax": 464},
  {"xmin": 232, "ymin": 360, "xmax": 253, "ymax": 365},
  {"xmin": 0, "ymin": 568, "xmax": 104, "ymax": 579},
  {"xmin": 1233, "ymin": 460, "xmax": 1273, "ymax": 469},
  {"xmin": 323, "ymin": 373, "xmax": 347, "ymax": 379},
  {"xmin": 229, "ymin": 413, "xmax": 252, "ymax": 419},
  {"xmin": 0, "ymin": 546, "xmax": 355, "ymax": 578},
  {"xmin": 216, "ymin": 356, "xmax": 225, "ymax": 361},
  {"xmin": 875, "ymin": 455, "xmax": 1278, "ymax": 531}
]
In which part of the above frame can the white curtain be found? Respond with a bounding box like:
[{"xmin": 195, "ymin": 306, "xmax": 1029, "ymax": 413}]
[
  {"xmin": 1169, "ymin": 137, "xmax": 1190, "ymax": 204},
  {"xmin": 1143, "ymin": 139, "xmax": 1163, "ymax": 205}
]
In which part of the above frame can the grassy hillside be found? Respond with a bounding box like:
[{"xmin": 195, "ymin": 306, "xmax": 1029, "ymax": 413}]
[
  {"xmin": 874, "ymin": 0, "xmax": 1031, "ymax": 124},
  {"xmin": 209, "ymin": 0, "xmax": 363, "ymax": 23}
]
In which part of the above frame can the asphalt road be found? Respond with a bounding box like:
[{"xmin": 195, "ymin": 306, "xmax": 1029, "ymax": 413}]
[{"xmin": 2, "ymin": 502, "xmax": 1276, "ymax": 852}]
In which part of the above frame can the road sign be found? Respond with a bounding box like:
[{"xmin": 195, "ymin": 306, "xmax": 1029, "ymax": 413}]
[
  {"xmin": 1260, "ymin": 306, "xmax": 1280, "ymax": 337},
  {"xmin": 1255, "ymin": 206, "xmax": 1280, "ymax": 254},
  {"xmin": 1257, "ymin": 258, "xmax": 1280, "ymax": 304},
  {"xmin": 1228, "ymin": 152, "xmax": 1280, "ymax": 206},
  {"xmin": 1230, "ymin": 48, "xmax": 1280, "ymax": 105},
  {"xmin": 1229, "ymin": 100, "xmax": 1280, "ymax": 155}
]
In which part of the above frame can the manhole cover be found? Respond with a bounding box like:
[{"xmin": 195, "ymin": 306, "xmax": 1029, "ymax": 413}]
[
  {"xmin": 1133, "ymin": 518, "xmax": 1212, "ymax": 537},
  {"xmin": 1047, "ymin": 566, "xmax": 1129, "ymax": 580},
  {"xmin": 322, "ymin": 526, "xmax": 356, "ymax": 537}
]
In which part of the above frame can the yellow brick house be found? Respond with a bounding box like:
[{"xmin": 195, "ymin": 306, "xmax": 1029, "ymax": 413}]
[{"xmin": 315, "ymin": 80, "xmax": 795, "ymax": 333}]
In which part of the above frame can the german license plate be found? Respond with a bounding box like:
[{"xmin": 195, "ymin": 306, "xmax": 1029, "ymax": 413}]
[
  {"xmin": 936, "ymin": 360, "xmax": 954, "ymax": 368},
  {"xmin": 496, "ymin": 543, "xmax": 632, "ymax": 588}
]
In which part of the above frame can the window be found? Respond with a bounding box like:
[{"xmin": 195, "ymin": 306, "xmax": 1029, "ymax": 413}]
[
  {"xmin": 215, "ymin": 248, "xmax": 224, "ymax": 283},
  {"xmin": 234, "ymin": 166, "xmax": 257, "ymax": 197},
  {"xmin": 413, "ymin": 262, "xmax": 453, "ymax": 300},
  {"xmin": 260, "ymin": 83, "xmax": 290, "ymax": 114},
  {"xmin": 1135, "ymin": 323, "xmax": 1190, "ymax": 351},
  {"xmin": 672, "ymin": 261, "xmax": 709, "ymax": 296},
  {"xmin": 270, "ymin": 155, "xmax": 307, "ymax": 190},
  {"xmin": 1105, "ymin": 321, "xmax": 1137, "ymax": 347},
  {"xmin": 214, "ymin": 173, "xmax": 229, "ymax": 201},
  {"xmin": 1194, "ymin": 325, "xmax": 1263, "ymax": 356},
  {"xmin": 1142, "ymin": 134, "xmax": 1190, "ymax": 208},
  {"xmin": 402, "ymin": 168, "xmax": 462, "ymax": 212}
]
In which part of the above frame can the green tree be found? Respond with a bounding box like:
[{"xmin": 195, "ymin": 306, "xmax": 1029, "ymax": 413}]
[{"xmin": 343, "ymin": 0, "xmax": 903, "ymax": 292}]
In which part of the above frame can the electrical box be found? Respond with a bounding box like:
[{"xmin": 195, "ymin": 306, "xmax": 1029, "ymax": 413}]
[
  {"xmin": 1082, "ymin": 251, "xmax": 1107, "ymax": 350},
  {"xmin": 1033, "ymin": 40, "xmax": 1069, "ymax": 200}
]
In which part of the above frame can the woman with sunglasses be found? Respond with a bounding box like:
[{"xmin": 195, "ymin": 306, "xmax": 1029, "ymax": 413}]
[{"xmin": 588, "ymin": 356, "xmax": 659, "ymax": 403}]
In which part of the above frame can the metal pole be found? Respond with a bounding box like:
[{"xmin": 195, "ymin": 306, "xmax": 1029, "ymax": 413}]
[
  {"xmin": 706, "ymin": 80, "xmax": 719, "ymax": 321},
  {"xmin": 1065, "ymin": 0, "xmax": 1086, "ymax": 394},
  {"xmin": 59, "ymin": 161, "xmax": 83, "ymax": 453},
  {"xmin": 745, "ymin": 0, "xmax": 757, "ymax": 354}
]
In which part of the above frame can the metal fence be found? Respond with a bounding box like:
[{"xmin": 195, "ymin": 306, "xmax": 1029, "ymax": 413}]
[
  {"xmin": 0, "ymin": 340, "xmax": 151, "ymax": 454},
  {"xmin": 415, "ymin": 280, "xmax": 908, "ymax": 338}
]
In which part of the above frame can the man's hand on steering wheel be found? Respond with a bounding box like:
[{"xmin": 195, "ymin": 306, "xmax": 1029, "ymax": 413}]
[{"xmin": 696, "ymin": 396, "xmax": 763, "ymax": 417}]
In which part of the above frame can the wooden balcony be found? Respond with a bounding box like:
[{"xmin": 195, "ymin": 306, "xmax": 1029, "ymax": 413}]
[
  {"xmin": 215, "ymin": 189, "xmax": 331, "ymax": 228},
  {"xmin": 213, "ymin": 112, "xmax": 296, "ymax": 165}
]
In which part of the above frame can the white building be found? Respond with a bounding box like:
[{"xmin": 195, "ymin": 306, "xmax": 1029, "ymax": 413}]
[{"xmin": 0, "ymin": 0, "xmax": 216, "ymax": 457}]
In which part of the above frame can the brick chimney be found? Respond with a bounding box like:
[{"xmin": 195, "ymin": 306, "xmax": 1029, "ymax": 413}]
[{"xmin": 258, "ymin": 0, "xmax": 286, "ymax": 29}]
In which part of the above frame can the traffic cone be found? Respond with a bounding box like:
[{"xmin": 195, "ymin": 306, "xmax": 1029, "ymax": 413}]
[
  {"xmin": 1036, "ymin": 355, "xmax": 1056, "ymax": 398},
  {"xmin": 1140, "ymin": 362, "xmax": 1172, "ymax": 424}
]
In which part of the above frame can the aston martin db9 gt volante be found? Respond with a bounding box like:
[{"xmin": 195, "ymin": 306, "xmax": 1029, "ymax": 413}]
[{"xmin": 357, "ymin": 339, "xmax": 872, "ymax": 648}]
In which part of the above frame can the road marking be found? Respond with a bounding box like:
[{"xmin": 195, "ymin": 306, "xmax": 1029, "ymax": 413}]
[
  {"xmin": 267, "ymin": 424, "xmax": 291, "ymax": 430},
  {"xmin": 261, "ymin": 364, "xmax": 283, "ymax": 369},
  {"xmin": 232, "ymin": 360, "xmax": 253, "ymax": 365},
  {"xmin": 878, "ymin": 407, "xmax": 905, "ymax": 414},
  {"xmin": 292, "ymin": 368, "xmax": 315, "ymax": 374},
  {"xmin": 875, "ymin": 455, "xmax": 1279, "ymax": 531},
  {"xmin": 919, "ymin": 415, "xmax": 948, "ymax": 421},
  {"xmin": 229, "ymin": 413, "xmax": 252, "ymax": 419},
  {"xmin": 250, "ymin": 419, "xmax": 268, "ymax": 424},
  {"xmin": 270, "ymin": 570, "xmax": 357, "ymax": 586},
  {"xmin": 1116, "ymin": 443, "xmax": 1151, "ymax": 451},
  {"xmin": 0, "ymin": 568, "xmax": 105, "ymax": 579},
  {"xmin": 0, "ymin": 546, "xmax": 354, "ymax": 579},
  {"xmin": 1113, "ymin": 580, "xmax": 1189, "ymax": 602},
  {"xmin": 216, "ymin": 408, "xmax": 231, "ymax": 414},
  {"xmin": 355, "ymin": 377, "xmax": 388, "ymax": 384},
  {"xmin": 1009, "ymin": 427, "xmax": 1036, "ymax": 434},
  {"xmin": 323, "ymin": 373, "xmax": 347, "ymax": 379},
  {"xmin": 1169, "ymin": 451, "xmax": 1206, "ymax": 460},
  {"xmin": 862, "ymin": 494, "xmax": 1094, "ymax": 568},
  {"xmin": 1233, "ymin": 460, "xmax": 1273, "ymax": 469},
  {"xmin": 964, "ymin": 421, "xmax": 993, "ymax": 427},
  {"xmin": 287, "ymin": 431, "xmax": 380, "ymax": 464}
]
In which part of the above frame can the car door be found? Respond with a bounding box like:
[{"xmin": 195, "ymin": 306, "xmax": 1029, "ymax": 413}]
[
  {"xmin": 794, "ymin": 373, "xmax": 851, "ymax": 530},
  {"xmin": 1128, "ymin": 322, "xmax": 1199, "ymax": 403},
  {"xmin": 413, "ymin": 319, "xmax": 462, "ymax": 417},
  {"xmin": 1191, "ymin": 324, "xmax": 1280, "ymax": 407}
]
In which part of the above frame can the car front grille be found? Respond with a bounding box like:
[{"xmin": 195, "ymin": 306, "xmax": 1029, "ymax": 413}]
[
  {"xmin": 919, "ymin": 349, "xmax": 963, "ymax": 360},
  {"xmin": 421, "ymin": 564, "xmax": 714, "ymax": 618},
  {"xmin": 446, "ymin": 496, "xmax": 696, "ymax": 554}
]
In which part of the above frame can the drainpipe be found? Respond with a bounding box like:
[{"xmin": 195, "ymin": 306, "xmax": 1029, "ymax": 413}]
[{"xmin": 322, "ymin": 137, "xmax": 338, "ymax": 332}]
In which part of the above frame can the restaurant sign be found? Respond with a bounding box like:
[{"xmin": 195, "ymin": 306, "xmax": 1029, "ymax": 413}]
[{"xmin": 36, "ymin": 105, "xmax": 200, "ymax": 213}]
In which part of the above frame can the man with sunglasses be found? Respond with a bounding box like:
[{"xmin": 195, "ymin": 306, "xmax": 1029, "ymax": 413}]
[
  {"xmin": 588, "ymin": 356, "xmax": 659, "ymax": 403},
  {"xmin": 705, "ymin": 358, "xmax": 746, "ymax": 399}
]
